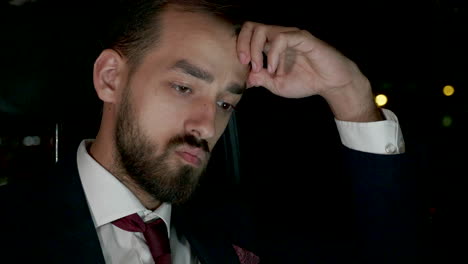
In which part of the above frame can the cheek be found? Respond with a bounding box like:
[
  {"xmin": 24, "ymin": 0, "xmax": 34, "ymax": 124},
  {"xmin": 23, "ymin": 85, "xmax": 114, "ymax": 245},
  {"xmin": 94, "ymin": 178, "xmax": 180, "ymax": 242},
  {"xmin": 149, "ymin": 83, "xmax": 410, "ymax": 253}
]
[{"xmin": 137, "ymin": 99, "xmax": 184, "ymax": 148}]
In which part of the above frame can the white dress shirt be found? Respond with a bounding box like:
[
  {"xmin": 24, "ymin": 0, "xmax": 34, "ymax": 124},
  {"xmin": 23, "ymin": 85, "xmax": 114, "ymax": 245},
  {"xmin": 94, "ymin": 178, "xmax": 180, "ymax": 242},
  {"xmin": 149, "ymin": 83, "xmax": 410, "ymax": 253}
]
[
  {"xmin": 77, "ymin": 141, "xmax": 199, "ymax": 264},
  {"xmin": 335, "ymin": 108, "xmax": 405, "ymax": 154},
  {"xmin": 76, "ymin": 108, "xmax": 404, "ymax": 264}
]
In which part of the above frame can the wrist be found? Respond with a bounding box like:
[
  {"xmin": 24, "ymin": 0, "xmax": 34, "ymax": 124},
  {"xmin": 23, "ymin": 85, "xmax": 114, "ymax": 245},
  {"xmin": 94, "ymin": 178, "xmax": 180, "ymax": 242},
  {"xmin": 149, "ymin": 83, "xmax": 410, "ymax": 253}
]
[{"xmin": 321, "ymin": 77, "xmax": 383, "ymax": 122}]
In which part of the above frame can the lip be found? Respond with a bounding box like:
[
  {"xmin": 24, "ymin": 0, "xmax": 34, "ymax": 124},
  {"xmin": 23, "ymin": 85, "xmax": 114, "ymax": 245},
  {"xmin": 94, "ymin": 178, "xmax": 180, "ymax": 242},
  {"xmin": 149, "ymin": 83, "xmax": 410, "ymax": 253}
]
[{"xmin": 175, "ymin": 147, "xmax": 205, "ymax": 166}]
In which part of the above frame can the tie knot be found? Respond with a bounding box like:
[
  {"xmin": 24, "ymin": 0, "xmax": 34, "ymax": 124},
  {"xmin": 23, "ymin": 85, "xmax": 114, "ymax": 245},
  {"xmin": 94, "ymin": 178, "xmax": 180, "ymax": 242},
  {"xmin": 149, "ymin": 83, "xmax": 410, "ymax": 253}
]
[
  {"xmin": 112, "ymin": 213, "xmax": 164, "ymax": 233},
  {"xmin": 112, "ymin": 213, "xmax": 171, "ymax": 263}
]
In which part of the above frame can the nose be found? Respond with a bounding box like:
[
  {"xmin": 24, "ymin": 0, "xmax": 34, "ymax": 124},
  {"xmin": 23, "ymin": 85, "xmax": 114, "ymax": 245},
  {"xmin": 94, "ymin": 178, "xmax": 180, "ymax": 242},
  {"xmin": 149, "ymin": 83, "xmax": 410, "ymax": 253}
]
[{"xmin": 184, "ymin": 100, "xmax": 217, "ymax": 140}]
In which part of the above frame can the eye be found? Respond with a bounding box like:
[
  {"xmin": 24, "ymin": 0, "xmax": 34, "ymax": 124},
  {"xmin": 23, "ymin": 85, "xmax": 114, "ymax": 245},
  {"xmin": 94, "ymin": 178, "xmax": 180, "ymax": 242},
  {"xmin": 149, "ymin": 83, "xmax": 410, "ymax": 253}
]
[
  {"xmin": 216, "ymin": 101, "xmax": 236, "ymax": 112},
  {"xmin": 172, "ymin": 83, "xmax": 192, "ymax": 94}
]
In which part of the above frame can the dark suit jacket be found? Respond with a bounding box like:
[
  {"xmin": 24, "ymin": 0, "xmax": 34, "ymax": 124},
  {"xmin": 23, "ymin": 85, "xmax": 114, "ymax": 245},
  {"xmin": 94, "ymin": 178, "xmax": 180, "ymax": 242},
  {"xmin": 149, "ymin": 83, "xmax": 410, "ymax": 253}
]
[{"xmin": 1, "ymin": 145, "xmax": 426, "ymax": 263}]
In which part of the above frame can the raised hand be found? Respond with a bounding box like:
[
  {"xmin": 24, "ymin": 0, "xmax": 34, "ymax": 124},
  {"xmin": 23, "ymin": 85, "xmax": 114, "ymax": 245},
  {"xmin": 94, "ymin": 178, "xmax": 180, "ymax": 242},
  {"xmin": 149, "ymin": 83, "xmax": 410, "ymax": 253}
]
[{"xmin": 237, "ymin": 21, "xmax": 383, "ymax": 122}]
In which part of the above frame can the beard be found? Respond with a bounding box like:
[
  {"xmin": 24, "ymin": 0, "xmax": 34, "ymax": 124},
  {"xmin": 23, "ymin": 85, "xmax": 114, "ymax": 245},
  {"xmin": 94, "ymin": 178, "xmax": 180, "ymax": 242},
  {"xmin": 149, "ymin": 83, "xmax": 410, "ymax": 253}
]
[{"xmin": 114, "ymin": 91, "xmax": 210, "ymax": 204}]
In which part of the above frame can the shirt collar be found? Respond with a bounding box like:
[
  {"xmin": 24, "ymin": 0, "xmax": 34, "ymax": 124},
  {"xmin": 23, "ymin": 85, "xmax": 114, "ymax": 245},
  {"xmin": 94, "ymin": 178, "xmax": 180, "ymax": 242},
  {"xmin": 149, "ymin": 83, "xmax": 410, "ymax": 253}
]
[{"xmin": 76, "ymin": 139, "xmax": 172, "ymax": 236}]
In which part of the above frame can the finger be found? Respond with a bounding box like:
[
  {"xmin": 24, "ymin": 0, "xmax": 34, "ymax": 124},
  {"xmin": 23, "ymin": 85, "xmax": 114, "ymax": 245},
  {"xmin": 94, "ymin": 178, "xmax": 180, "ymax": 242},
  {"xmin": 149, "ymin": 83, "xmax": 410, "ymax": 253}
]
[
  {"xmin": 249, "ymin": 26, "xmax": 268, "ymax": 73},
  {"xmin": 276, "ymin": 50, "xmax": 288, "ymax": 75},
  {"xmin": 237, "ymin": 21, "xmax": 257, "ymax": 65},
  {"xmin": 266, "ymin": 30, "xmax": 302, "ymax": 74}
]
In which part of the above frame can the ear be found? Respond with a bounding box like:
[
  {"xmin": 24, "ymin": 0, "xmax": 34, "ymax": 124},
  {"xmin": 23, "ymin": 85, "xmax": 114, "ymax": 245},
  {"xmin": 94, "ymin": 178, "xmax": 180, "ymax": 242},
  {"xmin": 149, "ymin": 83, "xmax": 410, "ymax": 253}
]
[{"xmin": 93, "ymin": 49, "xmax": 127, "ymax": 103}]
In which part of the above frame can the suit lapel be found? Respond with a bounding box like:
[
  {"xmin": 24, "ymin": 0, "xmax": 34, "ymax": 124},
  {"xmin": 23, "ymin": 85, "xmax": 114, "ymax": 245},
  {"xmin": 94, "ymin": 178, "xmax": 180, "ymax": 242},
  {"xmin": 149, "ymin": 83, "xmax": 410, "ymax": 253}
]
[{"xmin": 44, "ymin": 151, "xmax": 106, "ymax": 263}]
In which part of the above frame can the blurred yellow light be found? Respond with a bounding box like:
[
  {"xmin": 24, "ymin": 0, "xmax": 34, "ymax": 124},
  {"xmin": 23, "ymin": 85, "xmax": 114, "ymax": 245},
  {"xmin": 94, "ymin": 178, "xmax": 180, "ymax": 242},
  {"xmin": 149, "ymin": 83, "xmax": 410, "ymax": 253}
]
[
  {"xmin": 443, "ymin": 85, "xmax": 455, "ymax": 96},
  {"xmin": 375, "ymin": 94, "xmax": 388, "ymax": 107}
]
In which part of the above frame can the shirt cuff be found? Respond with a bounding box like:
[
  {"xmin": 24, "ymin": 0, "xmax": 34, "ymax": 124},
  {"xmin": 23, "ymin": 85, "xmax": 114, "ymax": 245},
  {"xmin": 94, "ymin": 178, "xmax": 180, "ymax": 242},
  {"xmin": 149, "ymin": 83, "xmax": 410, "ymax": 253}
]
[{"xmin": 334, "ymin": 108, "xmax": 405, "ymax": 154}]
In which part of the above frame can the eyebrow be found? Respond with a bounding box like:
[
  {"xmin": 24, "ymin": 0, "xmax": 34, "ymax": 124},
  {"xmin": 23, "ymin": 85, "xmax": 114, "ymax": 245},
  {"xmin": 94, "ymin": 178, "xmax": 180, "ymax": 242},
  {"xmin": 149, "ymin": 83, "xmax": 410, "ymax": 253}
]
[
  {"xmin": 171, "ymin": 59, "xmax": 214, "ymax": 83},
  {"xmin": 171, "ymin": 59, "xmax": 246, "ymax": 95}
]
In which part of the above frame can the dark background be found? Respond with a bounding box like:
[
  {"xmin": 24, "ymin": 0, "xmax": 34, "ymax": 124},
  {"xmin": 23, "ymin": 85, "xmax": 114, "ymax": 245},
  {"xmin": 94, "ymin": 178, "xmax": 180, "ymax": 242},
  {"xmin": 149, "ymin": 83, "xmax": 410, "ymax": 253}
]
[{"xmin": 1, "ymin": 0, "xmax": 467, "ymax": 261}]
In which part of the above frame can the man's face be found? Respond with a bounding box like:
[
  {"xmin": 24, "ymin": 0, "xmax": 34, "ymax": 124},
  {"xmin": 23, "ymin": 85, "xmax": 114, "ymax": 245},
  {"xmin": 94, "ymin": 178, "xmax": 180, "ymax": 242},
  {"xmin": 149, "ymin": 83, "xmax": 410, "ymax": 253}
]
[{"xmin": 114, "ymin": 8, "xmax": 249, "ymax": 204}]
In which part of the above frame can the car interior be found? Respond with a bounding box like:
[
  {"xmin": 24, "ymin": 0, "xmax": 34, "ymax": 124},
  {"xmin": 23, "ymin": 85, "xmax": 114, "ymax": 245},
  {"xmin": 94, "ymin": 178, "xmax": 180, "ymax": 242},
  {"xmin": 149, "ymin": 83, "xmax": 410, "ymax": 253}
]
[{"xmin": 1, "ymin": 0, "xmax": 467, "ymax": 262}]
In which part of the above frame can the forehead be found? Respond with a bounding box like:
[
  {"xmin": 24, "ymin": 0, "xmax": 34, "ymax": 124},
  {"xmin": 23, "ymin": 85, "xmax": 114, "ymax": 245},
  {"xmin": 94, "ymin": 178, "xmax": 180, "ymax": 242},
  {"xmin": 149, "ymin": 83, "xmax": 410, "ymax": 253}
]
[
  {"xmin": 161, "ymin": 5, "xmax": 236, "ymax": 41},
  {"xmin": 143, "ymin": 7, "xmax": 249, "ymax": 82}
]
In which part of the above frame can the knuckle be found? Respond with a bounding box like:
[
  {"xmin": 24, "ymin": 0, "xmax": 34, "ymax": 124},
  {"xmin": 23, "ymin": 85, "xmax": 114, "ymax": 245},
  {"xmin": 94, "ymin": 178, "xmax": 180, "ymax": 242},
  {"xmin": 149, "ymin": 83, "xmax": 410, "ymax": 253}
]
[
  {"xmin": 242, "ymin": 21, "xmax": 256, "ymax": 29},
  {"xmin": 275, "ymin": 32, "xmax": 288, "ymax": 42},
  {"xmin": 253, "ymin": 25, "xmax": 267, "ymax": 37},
  {"xmin": 299, "ymin": 29, "xmax": 312, "ymax": 37}
]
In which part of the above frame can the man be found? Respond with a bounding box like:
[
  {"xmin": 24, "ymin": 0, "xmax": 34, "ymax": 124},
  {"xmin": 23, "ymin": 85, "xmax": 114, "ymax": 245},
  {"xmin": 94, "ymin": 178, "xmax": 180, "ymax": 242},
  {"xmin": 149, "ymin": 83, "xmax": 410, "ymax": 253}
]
[{"xmin": 1, "ymin": 0, "xmax": 423, "ymax": 263}]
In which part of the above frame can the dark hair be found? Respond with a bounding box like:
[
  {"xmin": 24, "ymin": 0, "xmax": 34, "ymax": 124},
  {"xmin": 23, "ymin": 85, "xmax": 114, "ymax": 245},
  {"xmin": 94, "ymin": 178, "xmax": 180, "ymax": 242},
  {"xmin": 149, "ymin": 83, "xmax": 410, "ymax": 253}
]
[{"xmin": 99, "ymin": 0, "xmax": 244, "ymax": 71}]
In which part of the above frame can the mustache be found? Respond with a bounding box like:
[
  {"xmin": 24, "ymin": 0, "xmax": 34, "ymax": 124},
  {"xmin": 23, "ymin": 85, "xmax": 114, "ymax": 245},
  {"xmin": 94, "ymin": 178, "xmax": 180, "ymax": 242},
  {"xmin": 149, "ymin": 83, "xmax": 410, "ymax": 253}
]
[{"xmin": 168, "ymin": 134, "xmax": 210, "ymax": 153}]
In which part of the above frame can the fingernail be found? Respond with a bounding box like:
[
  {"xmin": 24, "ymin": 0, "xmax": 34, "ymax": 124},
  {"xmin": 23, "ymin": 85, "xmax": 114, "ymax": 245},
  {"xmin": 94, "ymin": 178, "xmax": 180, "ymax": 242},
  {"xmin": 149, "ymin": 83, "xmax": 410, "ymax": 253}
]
[
  {"xmin": 251, "ymin": 61, "xmax": 257, "ymax": 72},
  {"xmin": 239, "ymin": 52, "xmax": 247, "ymax": 64},
  {"xmin": 267, "ymin": 64, "xmax": 272, "ymax": 73}
]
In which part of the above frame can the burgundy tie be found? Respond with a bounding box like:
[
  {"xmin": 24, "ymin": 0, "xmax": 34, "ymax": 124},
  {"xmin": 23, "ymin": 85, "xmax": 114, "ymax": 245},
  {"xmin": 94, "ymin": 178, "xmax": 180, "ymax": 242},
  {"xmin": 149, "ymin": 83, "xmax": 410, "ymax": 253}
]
[{"xmin": 112, "ymin": 213, "xmax": 171, "ymax": 264}]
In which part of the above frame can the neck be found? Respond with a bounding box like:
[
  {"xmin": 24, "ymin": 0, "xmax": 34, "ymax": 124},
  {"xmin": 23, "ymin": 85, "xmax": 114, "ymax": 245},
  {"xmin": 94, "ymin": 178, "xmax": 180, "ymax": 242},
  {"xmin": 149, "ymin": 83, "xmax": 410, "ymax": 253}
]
[
  {"xmin": 112, "ymin": 171, "xmax": 162, "ymax": 211},
  {"xmin": 89, "ymin": 133, "xmax": 162, "ymax": 211}
]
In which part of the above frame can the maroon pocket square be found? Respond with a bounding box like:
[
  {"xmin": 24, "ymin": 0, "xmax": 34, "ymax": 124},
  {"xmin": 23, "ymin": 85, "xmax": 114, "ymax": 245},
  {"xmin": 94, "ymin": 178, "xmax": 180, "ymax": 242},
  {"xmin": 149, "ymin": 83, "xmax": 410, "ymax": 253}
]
[{"xmin": 233, "ymin": 244, "xmax": 260, "ymax": 264}]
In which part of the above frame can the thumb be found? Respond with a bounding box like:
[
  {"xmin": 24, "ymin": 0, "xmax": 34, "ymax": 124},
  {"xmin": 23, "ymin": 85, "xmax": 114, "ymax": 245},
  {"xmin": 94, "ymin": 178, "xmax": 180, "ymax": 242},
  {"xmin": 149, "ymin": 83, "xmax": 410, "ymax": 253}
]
[{"xmin": 247, "ymin": 68, "xmax": 276, "ymax": 90}]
